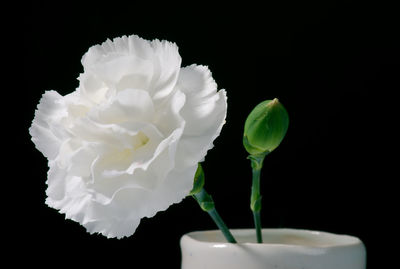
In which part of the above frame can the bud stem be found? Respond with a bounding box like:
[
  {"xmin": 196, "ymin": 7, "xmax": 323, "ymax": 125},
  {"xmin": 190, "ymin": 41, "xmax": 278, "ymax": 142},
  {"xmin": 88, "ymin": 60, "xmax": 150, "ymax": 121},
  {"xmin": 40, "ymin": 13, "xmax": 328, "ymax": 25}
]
[
  {"xmin": 192, "ymin": 188, "xmax": 237, "ymax": 243},
  {"xmin": 249, "ymin": 153, "xmax": 268, "ymax": 243},
  {"xmin": 253, "ymin": 211, "xmax": 262, "ymax": 243}
]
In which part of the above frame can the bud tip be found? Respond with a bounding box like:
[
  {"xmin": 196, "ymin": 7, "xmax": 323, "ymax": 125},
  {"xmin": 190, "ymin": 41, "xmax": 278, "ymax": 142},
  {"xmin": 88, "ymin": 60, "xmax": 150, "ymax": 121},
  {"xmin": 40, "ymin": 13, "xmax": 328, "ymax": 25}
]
[{"xmin": 270, "ymin": 98, "xmax": 279, "ymax": 106}]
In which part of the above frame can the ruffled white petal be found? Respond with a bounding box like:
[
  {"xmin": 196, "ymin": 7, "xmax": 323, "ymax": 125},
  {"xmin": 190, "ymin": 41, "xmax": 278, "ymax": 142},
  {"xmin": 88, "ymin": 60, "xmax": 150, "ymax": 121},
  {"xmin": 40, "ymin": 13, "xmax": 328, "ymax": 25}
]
[
  {"xmin": 88, "ymin": 88, "xmax": 155, "ymax": 124},
  {"xmin": 148, "ymin": 39, "xmax": 181, "ymax": 102},
  {"xmin": 82, "ymin": 35, "xmax": 154, "ymax": 68},
  {"xmin": 45, "ymin": 161, "xmax": 68, "ymax": 201},
  {"xmin": 80, "ymin": 35, "xmax": 181, "ymax": 105},
  {"xmin": 146, "ymin": 164, "xmax": 197, "ymax": 217},
  {"xmin": 30, "ymin": 91, "xmax": 68, "ymax": 160},
  {"xmin": 175, "ymin": 65, "xmax": 228, "ymax": 167}
]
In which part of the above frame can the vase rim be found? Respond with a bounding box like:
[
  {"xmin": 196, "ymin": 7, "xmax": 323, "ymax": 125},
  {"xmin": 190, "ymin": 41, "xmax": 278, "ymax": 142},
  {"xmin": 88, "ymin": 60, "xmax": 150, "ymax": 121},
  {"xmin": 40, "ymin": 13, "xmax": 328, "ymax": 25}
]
[{"xmin": 183, "ymin": 228, "xmax": 363, "ymax": 249}]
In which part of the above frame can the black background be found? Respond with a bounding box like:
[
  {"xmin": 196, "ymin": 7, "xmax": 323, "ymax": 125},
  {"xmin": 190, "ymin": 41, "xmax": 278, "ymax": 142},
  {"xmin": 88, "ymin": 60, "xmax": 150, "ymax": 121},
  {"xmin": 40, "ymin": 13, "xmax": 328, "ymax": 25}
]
[{"xmin": 19, "ymin": 1, "xmax": 398, "ymax": 268}]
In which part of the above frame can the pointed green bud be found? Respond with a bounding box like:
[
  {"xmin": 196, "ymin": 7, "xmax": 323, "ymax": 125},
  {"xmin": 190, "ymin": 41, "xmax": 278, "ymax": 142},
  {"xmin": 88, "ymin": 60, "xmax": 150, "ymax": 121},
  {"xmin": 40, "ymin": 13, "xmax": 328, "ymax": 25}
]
[
  {"xmin": 243, "ymin": 98, "xmax": 289, "ymax": 155},
  {"xmin": 190, "ymin": 164, "xmax": 205, "ymax": 195}
]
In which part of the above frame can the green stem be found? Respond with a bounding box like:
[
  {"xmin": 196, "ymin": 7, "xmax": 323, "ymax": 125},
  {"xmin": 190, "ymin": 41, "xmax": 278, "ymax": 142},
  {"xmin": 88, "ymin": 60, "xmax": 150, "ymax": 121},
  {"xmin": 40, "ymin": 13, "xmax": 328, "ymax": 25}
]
[
  {"xmin": 207, "ymin": 208, "xmax": 236, "ymax": 243},
  {"xmin": 192, "ymin": 188, "xmax": 237, "ymax": 243},
  {"xmin": 253, "ymin": 211, "xmax": 262, "ymax": 243},
  {"xmin": 249, "ymin": 153, "xmax": 267, "ymax": 243}
]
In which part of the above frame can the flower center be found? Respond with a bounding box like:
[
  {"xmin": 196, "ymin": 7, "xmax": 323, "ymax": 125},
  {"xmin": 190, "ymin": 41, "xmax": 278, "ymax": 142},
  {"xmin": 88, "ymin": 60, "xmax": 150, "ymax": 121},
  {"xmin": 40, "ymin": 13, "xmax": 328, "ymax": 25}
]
[
  {"xmin": 106, "ymin": 132, "xmax": 150, "ymax": 167},
  {"xmin": 132, "ymin": 131, "xmax": 149, "ymax": 151}
]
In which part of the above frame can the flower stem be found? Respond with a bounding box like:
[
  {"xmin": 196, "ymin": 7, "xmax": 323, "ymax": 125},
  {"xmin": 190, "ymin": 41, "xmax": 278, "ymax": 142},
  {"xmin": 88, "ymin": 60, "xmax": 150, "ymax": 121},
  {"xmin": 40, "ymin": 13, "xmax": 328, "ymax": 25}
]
[
  {"xmin": 249, "ymin": 153, "xmax": 268, "ymax": 243},
  {"xmin": 253, "ymin": 211, "xmax": 262, "ymax": 243},
  {"xmin": 192, "ymin": 188, "xmax": 237, "ymax": 243}
]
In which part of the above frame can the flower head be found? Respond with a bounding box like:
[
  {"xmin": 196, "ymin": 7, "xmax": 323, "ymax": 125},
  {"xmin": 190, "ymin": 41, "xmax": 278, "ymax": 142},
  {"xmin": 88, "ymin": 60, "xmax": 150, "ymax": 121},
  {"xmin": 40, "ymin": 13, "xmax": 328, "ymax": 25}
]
[
  {"xmin": 243, "ymin": 98, "xmax": 288, "ymax": 155},
  {"xmin": 30, "ymin": 35, "xmax": 227, "ymax": 238}
]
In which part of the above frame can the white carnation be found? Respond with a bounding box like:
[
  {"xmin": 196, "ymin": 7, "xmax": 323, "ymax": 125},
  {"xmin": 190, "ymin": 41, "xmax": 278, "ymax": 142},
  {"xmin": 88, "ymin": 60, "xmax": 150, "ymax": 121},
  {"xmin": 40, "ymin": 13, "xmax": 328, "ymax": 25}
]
[{"xmin": 29, "ymin": 35, "xmax": 227, "ymax": 238}]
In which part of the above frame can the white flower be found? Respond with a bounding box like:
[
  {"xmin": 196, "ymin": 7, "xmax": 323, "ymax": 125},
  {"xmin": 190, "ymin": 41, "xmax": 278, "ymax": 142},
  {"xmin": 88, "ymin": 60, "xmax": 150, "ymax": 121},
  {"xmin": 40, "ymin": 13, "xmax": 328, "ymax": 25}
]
[{"xmin": 29, "ymin": 35, "xmax": 227, "ymax": 238}]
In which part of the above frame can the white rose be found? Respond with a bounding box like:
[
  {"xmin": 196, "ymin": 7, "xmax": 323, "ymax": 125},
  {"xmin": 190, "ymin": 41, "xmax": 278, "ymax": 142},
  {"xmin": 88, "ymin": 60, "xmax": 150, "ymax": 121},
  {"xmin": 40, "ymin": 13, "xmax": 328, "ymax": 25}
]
[{"xmin": 29, "ymin": 35, "xmax": 227, "ymax": 238}]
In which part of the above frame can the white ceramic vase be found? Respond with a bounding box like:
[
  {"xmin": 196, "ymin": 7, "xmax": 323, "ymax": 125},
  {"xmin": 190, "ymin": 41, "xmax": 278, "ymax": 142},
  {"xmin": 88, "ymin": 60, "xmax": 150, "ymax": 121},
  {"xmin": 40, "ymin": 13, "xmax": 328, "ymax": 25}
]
[{"xmin": 180, "ymin": 228, "xmax": 366, "ymax": 269}]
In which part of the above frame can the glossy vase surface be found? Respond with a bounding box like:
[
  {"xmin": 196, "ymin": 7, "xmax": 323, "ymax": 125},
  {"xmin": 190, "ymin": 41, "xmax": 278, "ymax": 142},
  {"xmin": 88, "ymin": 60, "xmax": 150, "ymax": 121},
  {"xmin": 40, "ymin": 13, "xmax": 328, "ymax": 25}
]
[{"xmin": 180, "ymin": 228, "xmax": 366, "ymax": 269}]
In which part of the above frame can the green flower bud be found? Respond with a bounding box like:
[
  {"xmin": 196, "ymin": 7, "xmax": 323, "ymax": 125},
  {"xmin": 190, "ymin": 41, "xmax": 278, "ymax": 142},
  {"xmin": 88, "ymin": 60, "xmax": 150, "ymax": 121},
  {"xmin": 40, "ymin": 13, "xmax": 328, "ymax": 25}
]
[{"xmin": 243, "ymin": 98, "xmax": 289, "ymax": 155}]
